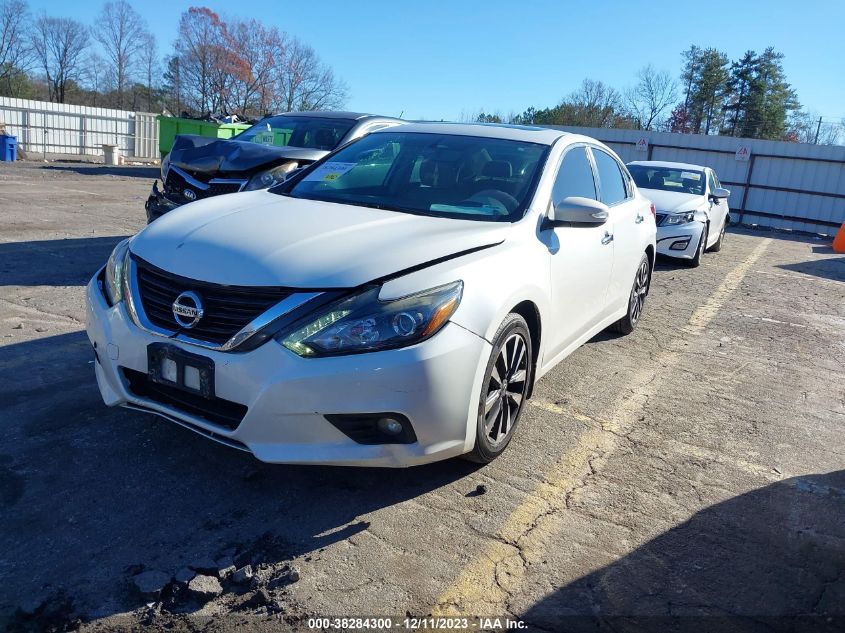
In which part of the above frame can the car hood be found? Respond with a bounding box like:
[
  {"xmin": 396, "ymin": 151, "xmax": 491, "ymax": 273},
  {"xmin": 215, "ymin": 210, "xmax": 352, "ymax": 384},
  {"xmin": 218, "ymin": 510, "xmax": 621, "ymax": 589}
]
[
  {"xmin": 131, "ymin": 192, "xmax": 508, "ymax": 288},
  {"xmin": 169, "ymin": 135, "xmax": 328, "ymax": 177},
  {"xmin": 641, "ymin": 189, "xmax": 704, "ymax": 214}
]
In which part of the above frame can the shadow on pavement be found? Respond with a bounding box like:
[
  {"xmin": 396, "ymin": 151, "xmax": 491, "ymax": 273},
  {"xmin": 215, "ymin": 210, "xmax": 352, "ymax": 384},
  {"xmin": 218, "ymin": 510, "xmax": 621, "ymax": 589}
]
[
  {"xmin": 521, "ymin": 471, "xmax": 845, "ymax": 633},
  {"xmin": 0, "ymin": 236, "xmax": 128, "ymax": 286},
  {"xmin": 0, "ymin": 331, "xmax": 481, "ymax": 623},
  {"xmin": 42, "ymin": 164, "xmax": 159, "ymax": 179},
  {"xmin": 778, "ymin": 257, "xmax": 845, "ymax": 283}
]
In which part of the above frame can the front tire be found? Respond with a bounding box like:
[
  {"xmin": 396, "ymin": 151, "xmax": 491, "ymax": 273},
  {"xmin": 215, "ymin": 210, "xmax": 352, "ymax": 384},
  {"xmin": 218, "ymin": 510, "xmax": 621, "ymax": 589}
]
[
  {"xmin": 612, "ymin": 253, "xmax": 650, "ymax": 335},
  {"xmin": 465, "ymin": 314, "xmax": 533, "ymax": 463}
]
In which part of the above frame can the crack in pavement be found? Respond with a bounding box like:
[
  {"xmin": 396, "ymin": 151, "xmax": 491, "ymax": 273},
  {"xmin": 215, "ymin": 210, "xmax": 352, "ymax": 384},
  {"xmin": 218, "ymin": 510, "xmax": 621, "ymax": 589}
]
[{"xmin": 432, "ymin": 239, "xmax": 772, "ymax": 617}]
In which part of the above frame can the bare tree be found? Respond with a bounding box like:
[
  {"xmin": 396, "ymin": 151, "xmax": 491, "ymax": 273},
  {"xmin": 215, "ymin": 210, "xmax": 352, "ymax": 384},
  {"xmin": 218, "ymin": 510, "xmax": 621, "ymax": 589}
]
[
  {"xmin": 274, "ymin": 37, "xmax": 347, "ymax": 112},
  {"xmin": 31, "ymin": 14, "xmax": 89, "ymax": 103},
  {"xmin": 94, "ymin": 0, "xmax": 148, "ymax": 109},
  {"xmin": 80, "ymin": 51, "xmax": 105, "ymax": 105},
  {"xmin": 224, "ymin": 19, "xmax": 283, "ymax": 116},
  {"xmin": 0, "ymin": 0, "xmax": 31, "ymax": 92},
  {"xmin": 173, "ymin": 7, "xmax": 227, "ymax": 114},
  {"xmin": 626, "ymin": 64, "xmax": 677, "ymax": 130},
  {"xmin": 138, "ymin": 30, "xmax": 158, "ymax": 112}
]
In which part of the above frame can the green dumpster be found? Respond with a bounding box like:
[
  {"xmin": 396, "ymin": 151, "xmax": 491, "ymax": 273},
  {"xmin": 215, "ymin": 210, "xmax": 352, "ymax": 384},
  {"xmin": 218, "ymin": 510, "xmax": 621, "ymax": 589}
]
[{"xmin": 158, "ymin": 116, "xmax": 251, "ymax": 156}]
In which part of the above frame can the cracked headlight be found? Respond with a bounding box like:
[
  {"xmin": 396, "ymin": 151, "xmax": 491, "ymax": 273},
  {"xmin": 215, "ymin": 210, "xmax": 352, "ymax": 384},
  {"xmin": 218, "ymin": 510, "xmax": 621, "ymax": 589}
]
[
  {"xmin": 104, "ymin": 239, "xmax": 130, "ymax": 305},
  {"xmin": 277, "ymin": 281, "xmax": 463, "ymax": 357},
  {"xmin": 663, "ymin": 212, "xmax": 696, "ymax": 226},
  {"xmin": 243, "ymin": 162, "xmax": 298, "ymax": 191}
]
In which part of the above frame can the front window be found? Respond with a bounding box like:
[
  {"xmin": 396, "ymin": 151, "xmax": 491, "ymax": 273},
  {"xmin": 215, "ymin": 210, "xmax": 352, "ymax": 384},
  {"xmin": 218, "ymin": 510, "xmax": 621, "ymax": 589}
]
[
  {"xmin": 278, "ymin": 132, "xmax": 549, "ymax": 222},
  {"xmin": 234, "ymin": 116, "xmax": 356, "ymax": 150},
  {"xmin": 629, "ymin": 165, "xmax": 705, "ymax": 196}
]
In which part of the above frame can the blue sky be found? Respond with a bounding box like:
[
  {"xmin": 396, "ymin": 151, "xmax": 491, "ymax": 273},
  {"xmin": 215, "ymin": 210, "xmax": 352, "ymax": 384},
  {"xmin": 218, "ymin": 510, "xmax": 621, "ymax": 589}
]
[{"xmin": 26, "ymin": 0, "xmax": 845, "ymax": 122}]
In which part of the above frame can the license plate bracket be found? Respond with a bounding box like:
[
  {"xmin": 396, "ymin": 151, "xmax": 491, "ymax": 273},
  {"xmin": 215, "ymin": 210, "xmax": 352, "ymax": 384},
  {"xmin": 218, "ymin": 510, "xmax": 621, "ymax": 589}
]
[{"xmin": 147, "ymin": 343, "xmax": 215, "ymax": 399}]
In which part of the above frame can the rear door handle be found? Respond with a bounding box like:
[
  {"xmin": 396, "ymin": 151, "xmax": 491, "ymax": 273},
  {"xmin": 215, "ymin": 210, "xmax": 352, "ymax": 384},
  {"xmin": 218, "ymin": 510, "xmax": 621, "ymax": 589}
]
[
  {"xmin": 601, "ymin": 232, "xmax": 614, "ymax": 245},
  {"xmin": 635, "ymin": 214, "xmax": 644, "ymax": 224}
]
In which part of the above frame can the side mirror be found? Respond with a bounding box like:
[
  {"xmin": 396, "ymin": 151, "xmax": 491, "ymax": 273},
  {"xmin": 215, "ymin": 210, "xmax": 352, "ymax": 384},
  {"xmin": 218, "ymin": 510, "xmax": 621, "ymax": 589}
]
[
  {"xmin": 711, "ymin": 187, "xmax": 731, "ymax": 199},
  {"xmin": 549, "ymin": 197, "xmax": 609, "ymax": 225}
]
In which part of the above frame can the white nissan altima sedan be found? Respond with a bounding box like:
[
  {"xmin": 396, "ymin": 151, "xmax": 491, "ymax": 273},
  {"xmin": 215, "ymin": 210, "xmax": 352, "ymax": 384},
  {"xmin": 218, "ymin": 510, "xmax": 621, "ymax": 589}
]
[
  {"xmin": 86, "ymin": 123, "xmax": 656, "ymax": 467},
  {"xmin": 627, "ymin": 161, "xmax": 731, "ymax": 267}
]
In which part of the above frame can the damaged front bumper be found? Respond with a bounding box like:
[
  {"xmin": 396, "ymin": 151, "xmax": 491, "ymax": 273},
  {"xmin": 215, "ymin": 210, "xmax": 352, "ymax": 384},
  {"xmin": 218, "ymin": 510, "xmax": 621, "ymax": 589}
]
[{"xmin": 144, "ymin": 181, "xmax": 183, "ymax": 224}]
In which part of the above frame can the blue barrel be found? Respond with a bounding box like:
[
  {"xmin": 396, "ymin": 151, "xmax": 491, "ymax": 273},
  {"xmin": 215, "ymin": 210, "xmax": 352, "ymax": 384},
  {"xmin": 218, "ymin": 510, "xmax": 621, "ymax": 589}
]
[{"xmin": 0, "ymin": 135, "xmax": 17, "ymax": 161}]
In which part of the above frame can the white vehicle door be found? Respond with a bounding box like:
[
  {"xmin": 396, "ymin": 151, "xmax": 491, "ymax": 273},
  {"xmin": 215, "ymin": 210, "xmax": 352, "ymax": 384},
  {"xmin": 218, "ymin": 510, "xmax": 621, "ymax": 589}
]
[
  {"xmin": 588, "ymin": 147, "xmax": 644, "ymax": 309},
  {"xmin": 544, "ymin": 145, "xmax": 615, "ymax": 359},
  {"xmin": 707, "ymin": 169, "xmax": 730, "ymax": 242}
]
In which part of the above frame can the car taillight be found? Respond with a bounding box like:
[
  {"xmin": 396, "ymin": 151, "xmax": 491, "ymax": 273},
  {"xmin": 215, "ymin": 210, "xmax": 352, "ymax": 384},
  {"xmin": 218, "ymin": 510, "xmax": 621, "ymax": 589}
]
[{"xmin": 649, "ymin": 203, "xmax": 656, "ymax": 219}]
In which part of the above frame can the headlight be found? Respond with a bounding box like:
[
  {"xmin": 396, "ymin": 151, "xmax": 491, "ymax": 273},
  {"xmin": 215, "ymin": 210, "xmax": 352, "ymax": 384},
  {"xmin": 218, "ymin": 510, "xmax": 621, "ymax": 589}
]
[
  {"xmin": 160, "ymin": 152, "xmax": 170, "ymax": 181},
  {"xmin": 104, "ymin": 239, "xmax": 130, "ymax": 305},
  {"xmin": 277, "ymin": 281, "xmax": 463, "ymax": 357},
  {"xmin": 243, "ymin": 162, "xmax": 298, "ymax": 191},
  {"xmin": 663, "ymin": 212, "xmax": 696, "ymax": 225}
]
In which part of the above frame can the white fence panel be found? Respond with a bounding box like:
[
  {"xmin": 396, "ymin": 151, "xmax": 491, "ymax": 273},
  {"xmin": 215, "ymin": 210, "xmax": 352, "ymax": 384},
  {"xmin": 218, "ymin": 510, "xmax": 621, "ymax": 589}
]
[
  {"xmin": 0, "ymin": 97, "xmax": 159, "ymax": 159},
  {"xmin": 552, "ymin": 126, "xmax": 845, "ymax": 235}
]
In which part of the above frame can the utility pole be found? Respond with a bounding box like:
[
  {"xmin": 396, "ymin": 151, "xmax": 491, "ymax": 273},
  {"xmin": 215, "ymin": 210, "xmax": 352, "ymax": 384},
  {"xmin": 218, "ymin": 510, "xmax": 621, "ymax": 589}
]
[{"xmin": 813, "ymin": 116, "xmax": 822, "ymax": 144}]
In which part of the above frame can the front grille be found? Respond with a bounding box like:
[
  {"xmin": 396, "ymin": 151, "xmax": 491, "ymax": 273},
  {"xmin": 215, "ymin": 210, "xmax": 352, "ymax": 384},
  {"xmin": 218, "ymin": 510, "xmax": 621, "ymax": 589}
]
[
  {"xmin": 163, "ymin": 170, "xmax": 244, "ymax": 200},
  {"xmin": 655, "ymin": 213, "xmax": 667, "ymax": 226},
  {"xmin": 208, "ymin": 181, "xmax": 245, "ymax": 196},
  {"xmin": 123, "ymin": 367, "xmax": 247, "ymax": 431},
  {"xmin": 134, "ymin": 257, "xmax": 292, "ymax": 345}
]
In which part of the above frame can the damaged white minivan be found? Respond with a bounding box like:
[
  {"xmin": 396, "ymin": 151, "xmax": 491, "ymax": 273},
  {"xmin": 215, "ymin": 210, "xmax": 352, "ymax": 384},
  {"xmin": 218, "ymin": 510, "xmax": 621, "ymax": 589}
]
[{"xmin": 87, "ymin": 123, "xmax": 656, "ymax": 467}]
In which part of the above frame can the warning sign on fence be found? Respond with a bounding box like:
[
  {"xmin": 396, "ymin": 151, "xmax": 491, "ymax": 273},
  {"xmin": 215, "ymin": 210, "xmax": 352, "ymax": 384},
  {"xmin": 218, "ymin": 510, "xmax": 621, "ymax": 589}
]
[
  {"xmin": 735, "ymin": 146, "xmax": 751, "ymax": 162},
  {"xmin": 635, "ymin": 137, "xmax": 649, "ymax": 152}
]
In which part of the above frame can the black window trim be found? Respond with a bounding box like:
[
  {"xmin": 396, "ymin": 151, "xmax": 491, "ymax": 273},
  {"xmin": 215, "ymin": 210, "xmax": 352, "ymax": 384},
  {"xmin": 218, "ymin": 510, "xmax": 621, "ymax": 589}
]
[
  {"xmin": 585, "ymin": 145, "xmax": 633, "ymax": 208},
  {"xmin": 550, "ymin": 142, "xmax": 599, "ymax": 206}
]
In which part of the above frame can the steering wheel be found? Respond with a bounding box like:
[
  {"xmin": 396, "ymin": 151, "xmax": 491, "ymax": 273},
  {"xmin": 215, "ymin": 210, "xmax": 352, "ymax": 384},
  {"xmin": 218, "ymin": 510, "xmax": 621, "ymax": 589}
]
[{"xmin": 457, "ymin": 189, "xmax": 520, "ymax": 215}]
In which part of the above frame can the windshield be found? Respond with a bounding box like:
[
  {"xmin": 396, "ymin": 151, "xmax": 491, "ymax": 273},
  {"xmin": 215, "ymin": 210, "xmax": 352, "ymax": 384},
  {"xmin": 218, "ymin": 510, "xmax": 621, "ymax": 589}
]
[
  {"xmin": 234, "ymin": 116, "xmax": 355, "ymax": 150},
  {"xmin": 279, "ymin": 132, "xmax": 549, "ymax": 222},
  {"xmin": 629, "ymin": 165, "xmax": 705, "ymax": 196}
]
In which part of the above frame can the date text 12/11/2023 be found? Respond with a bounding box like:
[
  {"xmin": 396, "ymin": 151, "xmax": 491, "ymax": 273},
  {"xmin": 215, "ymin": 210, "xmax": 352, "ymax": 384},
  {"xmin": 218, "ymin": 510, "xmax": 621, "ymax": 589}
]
[{"xmin": 306, "ymin": 617, "xmax": 528, "ymax": 630}]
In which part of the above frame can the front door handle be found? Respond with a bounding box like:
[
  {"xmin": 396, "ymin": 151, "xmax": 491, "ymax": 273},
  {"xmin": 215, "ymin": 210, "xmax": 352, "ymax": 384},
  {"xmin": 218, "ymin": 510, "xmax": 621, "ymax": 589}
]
[
  {"xmin": 601, "ymin": 232, "xmax": 614, "ymax": 245},
  {"xmin": 635, "ymin": 214, "xmax": 644, "ymax": 224}
]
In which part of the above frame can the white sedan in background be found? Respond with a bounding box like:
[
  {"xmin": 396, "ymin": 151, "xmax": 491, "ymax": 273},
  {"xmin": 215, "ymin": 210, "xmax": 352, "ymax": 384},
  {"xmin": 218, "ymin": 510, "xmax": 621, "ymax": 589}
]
[
  {"xmin": 627, "ymin": 161, "xmax": 731, "ymax": 267},
  {"xmin": 87, "ymin": 124, "xmax": 655, "ymax": 467}
]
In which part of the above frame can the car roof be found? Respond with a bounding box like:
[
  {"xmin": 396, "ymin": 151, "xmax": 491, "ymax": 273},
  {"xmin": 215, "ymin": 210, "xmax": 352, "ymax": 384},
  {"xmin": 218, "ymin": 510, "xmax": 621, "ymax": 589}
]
[
  {"xmin": 372, "ymin": 121, "xmax": 572, "ymax": 145},
  {"xmin": 628, "ymin": 160, "xmax": 708, "ymax": 171},
  {"xmin": 274, "ymin": 111, "xmax": 401, "ymax": 122}
]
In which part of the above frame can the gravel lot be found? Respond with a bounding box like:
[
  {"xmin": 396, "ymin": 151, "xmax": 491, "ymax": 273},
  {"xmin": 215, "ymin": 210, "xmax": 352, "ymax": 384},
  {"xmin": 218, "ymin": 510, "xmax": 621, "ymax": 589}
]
[{"xmin": 1, "ymin": 161, "xmax": 843, "ymax": 632}]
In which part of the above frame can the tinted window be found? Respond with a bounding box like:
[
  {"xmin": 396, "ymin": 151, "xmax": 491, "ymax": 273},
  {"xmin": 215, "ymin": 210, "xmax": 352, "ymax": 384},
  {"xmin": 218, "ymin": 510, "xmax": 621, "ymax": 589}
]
[
  {"xmin": 592, "ymin": 149, "xmax": 628, "ymax": 204},
  {"xmin": 707, "ymin": 170, "xmax": 717, "ymax": 192},
  {"xmin": 235, "ymin": 116, "xmax": 355, "ymax": 150},
  {"xmin": 629, "ymin": 165, "xmax": 705, "ymax": 196},
  {"xmin": 552, "ymin": 147, "xmax": 596, "ymax": 202},
  {"xmin": 282, "ymin": 132, "xmax": 548, "ymax": 222}
]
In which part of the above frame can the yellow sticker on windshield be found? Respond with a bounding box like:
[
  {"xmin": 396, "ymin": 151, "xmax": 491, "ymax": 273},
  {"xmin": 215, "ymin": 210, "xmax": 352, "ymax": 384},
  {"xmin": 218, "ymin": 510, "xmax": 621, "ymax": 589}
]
[{"xmin": 304, "ymin": 162, "xmax": 357, "ymax": 182}]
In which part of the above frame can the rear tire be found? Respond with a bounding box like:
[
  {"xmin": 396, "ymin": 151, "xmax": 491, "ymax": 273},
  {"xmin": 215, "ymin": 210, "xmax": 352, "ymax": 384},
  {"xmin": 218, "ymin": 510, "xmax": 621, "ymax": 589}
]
[
  {"xmin": 685, "ymin": 224, "xmax": 708, "ymax": 267},
  {"xmin": 611, "ymin": 253, "xmax": 650, "ymax": 335},
  {"xmin": 465, "ymin": 314, "xmax": 533, "ymax": 464}
]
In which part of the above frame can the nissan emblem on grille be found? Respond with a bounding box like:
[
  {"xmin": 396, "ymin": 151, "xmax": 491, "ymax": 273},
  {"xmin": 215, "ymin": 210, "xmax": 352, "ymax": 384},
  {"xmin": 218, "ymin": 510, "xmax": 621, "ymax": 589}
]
[{"xmin": 171, "ymin": 291, "xmax": 204, "ymax": 328}]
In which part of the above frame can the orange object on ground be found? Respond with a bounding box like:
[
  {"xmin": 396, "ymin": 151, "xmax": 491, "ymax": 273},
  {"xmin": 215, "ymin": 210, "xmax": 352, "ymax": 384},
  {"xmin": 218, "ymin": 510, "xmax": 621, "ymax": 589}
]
[{"xmin": 833, "ymin": 222, "xmax": 845, "ymax": 253}]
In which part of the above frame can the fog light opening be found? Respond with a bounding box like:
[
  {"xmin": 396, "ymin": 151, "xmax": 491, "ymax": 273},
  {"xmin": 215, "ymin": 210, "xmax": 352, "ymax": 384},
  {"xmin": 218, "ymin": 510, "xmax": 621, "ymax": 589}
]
[
  {"xmin": 670, "ymin": 239, "xmax": 691, "ymax": 251},
  {"xmin": 377, "ymin": 417, "xmax": 404, "ymax": 435},
  {"xmin": 324, "ymin": 413, "xmax": 418, "ymax": 445}
]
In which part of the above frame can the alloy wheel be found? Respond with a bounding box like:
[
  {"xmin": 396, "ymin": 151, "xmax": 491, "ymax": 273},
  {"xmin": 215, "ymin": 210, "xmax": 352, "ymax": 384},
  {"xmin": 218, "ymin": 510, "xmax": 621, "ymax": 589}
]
[
  {"xmin": 483, "ymin": 333, "xmax": 529, "ymax": 447},
  {"xmin": 629, "ymin": 258, "xmax": 649, "ymax": 325}
]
